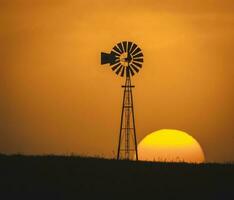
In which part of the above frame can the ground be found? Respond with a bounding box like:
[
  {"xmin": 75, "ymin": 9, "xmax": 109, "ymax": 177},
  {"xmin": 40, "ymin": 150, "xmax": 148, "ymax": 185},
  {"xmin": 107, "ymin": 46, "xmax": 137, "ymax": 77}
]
[{"xmin": 0, "ymin": 155, "xmax": 233, "ymax": 199}]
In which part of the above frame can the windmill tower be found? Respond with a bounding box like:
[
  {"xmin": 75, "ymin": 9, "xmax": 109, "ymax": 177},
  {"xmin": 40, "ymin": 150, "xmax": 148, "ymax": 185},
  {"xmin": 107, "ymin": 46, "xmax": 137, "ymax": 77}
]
[{"xmin": 101, "ymin": 41, "xmax": 144, "ymax": 160}]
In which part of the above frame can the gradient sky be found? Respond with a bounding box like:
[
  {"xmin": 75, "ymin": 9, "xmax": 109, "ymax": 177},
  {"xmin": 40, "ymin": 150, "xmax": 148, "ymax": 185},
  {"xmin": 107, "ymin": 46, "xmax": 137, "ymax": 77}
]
[{"xmin": 1, "ymin": 0, "xmax": 234, "ymax": 162}]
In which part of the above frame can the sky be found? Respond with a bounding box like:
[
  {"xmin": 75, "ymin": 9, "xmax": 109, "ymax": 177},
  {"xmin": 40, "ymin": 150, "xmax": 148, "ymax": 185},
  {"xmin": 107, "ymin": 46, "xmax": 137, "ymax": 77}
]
[{"xmin": 0, "ymin": 0, "xmax": 234, "ymax": 162}]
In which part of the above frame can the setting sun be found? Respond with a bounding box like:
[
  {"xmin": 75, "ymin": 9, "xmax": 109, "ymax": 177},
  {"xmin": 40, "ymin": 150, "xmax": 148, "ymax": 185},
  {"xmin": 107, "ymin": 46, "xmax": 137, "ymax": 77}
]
[{"xmin": 138, "ymin": 129, "xmax": 205, "ymax": 163}]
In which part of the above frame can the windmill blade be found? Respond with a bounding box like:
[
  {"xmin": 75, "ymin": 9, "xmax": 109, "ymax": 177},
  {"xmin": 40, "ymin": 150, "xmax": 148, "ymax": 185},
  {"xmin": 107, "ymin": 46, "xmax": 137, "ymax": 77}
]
[
  {"xmin": 128, "ymin": 66, "xmax": 135, "ymax": 76},
  {"xmin": 130, "ymin": 64, "xmax": 139, "ymax": 73},
  {"xmin": 121, "ymin": 66, "xmax": 125, "ymax": 77},
  {"xmin": 110, "ymin": 58, "xmax": 120, "ymax": 66},
  {"xmin": 127, "ymin": 42, "xmax": 133, "ymax": 53},
  {"xmin": 112, "ymin": 63, "xmax": 121, "ymax": 71},
  {"xmin": 111, "ymin": 50, "xmax": 120, "ymax": 56},
  {"xmin": 133, "ymin": 52, "xmax": 143, "ymax": 58},
  {"xmin": 115, "ymin": 65, "xmax": 123, "ymax": 75},
  {"xmin": 122, "ymin": 41, "xmax": 127, "ymax": 52},
  {"xmin": 117, "ymin": 43, "xmax": 124, "ymax": 53},
  {"xmin": 131, "ymin": 47, "xmax": 142, "ymax": 56},
  {"xmin": 129, "ymin": 43, "xmax": 137, "ymax": 54},
  {"xmin": 133, "ymin": 58, "xmax": 143, "ymax": 63},
  {"xmin": 113, "ymin": 46, "xmax": 122, "ymax": 55},
  {"xmin": 132, "ymin": 61, "xmax": 142, "ymax": 68}
]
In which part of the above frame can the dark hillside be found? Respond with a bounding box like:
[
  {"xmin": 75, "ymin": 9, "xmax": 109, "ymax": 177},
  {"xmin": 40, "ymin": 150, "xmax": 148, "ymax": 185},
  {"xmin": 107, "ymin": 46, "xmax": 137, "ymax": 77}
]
[{"xmin": 0, "ymin": 155, "xmax": 233, "ymax": 199}]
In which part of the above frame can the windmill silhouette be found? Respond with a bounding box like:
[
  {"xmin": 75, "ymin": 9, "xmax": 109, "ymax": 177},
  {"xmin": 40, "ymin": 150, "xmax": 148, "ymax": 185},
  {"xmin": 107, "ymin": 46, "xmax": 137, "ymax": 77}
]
[{"xmin": 101, "ymin": 41, "xmax": 144, "ymax": 160}]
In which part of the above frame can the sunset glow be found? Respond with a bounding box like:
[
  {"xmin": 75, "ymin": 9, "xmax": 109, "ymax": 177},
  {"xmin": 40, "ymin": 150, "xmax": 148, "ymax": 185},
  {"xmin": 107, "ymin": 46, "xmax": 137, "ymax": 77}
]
[{"xmin": 1, "ymin": 0, "xmax": 234, "ymax": 162}]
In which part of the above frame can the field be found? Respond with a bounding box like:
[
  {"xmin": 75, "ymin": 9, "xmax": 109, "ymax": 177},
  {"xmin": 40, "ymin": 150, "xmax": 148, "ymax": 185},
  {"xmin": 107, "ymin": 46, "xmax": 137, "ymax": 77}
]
[{"xmin": 0, "ymin": 154, "xmax": 233, "ymax": 199}]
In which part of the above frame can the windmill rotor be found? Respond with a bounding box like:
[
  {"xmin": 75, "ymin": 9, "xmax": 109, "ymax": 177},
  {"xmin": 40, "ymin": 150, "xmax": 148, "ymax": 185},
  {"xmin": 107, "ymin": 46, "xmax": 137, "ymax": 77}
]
[{"xmin": 101, "ymin": 41, "xmax": 144, "ymax": 77}]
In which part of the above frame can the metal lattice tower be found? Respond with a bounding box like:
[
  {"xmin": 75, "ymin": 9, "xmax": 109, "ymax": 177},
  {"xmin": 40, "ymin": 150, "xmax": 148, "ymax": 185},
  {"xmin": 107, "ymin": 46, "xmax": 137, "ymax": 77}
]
[
  {"xmin": 101, "ymin": 41, "xmax": 144, "ymax": 160},
  {"xmin": 117, "ymin": 76, "xmax": 138, "ymax": 160}
]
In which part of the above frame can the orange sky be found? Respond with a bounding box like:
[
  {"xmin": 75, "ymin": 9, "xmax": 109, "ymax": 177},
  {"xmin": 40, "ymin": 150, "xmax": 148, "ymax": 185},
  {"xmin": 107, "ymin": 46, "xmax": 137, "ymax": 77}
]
[{"xmin": 0, "ymin": 0, "xmax": 234, "ymax": 162}]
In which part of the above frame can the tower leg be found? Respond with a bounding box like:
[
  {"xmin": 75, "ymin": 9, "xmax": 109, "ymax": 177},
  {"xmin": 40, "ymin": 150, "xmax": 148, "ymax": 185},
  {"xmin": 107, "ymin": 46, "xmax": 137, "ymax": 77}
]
[
  {"xmin": 117, "ymin": 81, "xmax": 126, "ymax": 160},
  {"xmin": 130, "ymin": 86, "xmax": 138, "ymax": 161},
  {"xmin": 117, "ymin": 76, "xmax": 138, "ymax": 160}
]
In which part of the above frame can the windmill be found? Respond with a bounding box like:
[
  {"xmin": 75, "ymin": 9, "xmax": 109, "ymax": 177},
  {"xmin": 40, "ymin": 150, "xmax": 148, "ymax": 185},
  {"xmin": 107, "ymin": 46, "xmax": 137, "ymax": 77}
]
[{"xmin": 101, "ymin": 41, "xmax": 144, "ymax": 160}]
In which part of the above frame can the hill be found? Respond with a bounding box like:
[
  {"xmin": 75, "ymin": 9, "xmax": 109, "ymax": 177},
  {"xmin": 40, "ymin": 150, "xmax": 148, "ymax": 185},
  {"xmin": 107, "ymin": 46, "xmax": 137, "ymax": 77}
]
[{"xmin": 0, "ymin": 154, "xmax": 233, "ymax": 199}]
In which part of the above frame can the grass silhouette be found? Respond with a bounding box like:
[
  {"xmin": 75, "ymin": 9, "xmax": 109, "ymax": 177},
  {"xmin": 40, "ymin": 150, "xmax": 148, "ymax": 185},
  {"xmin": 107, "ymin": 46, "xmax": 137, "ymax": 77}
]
[{"xmin": 0, "ymin": 154, "xmax": 233, "ymax": 199}]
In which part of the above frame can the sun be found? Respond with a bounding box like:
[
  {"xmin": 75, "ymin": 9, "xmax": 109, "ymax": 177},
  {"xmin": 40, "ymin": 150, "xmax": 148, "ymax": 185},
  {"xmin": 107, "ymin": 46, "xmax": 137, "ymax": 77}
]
[{"xmin": 138, "ymin": 129, "xmax": 205, "ymax": 163}]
